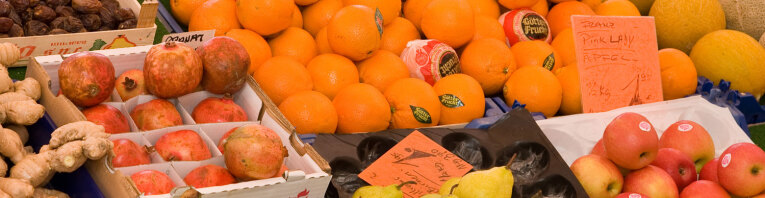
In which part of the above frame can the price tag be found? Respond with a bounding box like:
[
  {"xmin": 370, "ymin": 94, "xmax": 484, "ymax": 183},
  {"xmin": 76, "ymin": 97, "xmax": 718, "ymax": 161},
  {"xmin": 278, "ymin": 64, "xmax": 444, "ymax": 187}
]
[
  {"xmin": 358, "ymin": 131, "xmax": 472, "ymax": 198},
  {"xmin": 572, "ymin": 15, "xmax": 663, "ymax": 113},
  {"xmin": 161, "ymin": 30, "xmax": 216, "ymax": 48}
]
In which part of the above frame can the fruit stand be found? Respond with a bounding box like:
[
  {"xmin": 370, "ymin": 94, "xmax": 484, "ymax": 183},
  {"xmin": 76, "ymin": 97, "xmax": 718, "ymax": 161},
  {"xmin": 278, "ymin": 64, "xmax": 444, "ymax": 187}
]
[{"xmin": 0, "ymin": 0, "xmax": 764, "ymax": 198}]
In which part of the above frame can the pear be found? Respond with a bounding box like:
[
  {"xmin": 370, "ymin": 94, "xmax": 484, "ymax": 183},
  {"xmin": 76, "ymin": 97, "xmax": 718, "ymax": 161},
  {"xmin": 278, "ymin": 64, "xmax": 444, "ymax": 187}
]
[
  {"xmin": 352, "ymin": 181, "xmax": 416, "ymax": 198},
  {"xmin": 438, "ymin": 177, "xmax": 461, "ymax": 195},
  {"xmin": 422, "ymin": 183, "xmax": 460, "ymax": 198},
  {"xmin": 453, "ymin": 154, "xmax": 517, "ymax": 198}
]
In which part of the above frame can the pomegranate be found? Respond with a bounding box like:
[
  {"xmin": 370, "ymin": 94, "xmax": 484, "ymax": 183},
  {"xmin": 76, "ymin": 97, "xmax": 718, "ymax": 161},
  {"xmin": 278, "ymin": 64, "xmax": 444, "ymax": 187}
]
[
  {"xmin": 83, "ymin": 104, "xmax": 130, "ymax": 134},
  {"xmin": 223, "ymin": 124, "xmax": 287, "ymax": 181},
  {"xmin": 192, "ymin": 97, "xmax": 248, "ymax": 124},
  {"xmin": 112, "ymin": 138, "xmax": 150, "ymax": 167},
  {"xmin": 130, "ymin": 99, "xmax": 183, "ymax": 131},
  {"xmin": 183, "ymin": 164, "xmax": 236, "ymax": 188},
  {"xmin": 115, "ymin": 69, "xmax": 146, "ymax": 101},
  {"xmin": 154, "ymin": 130, "xmax": 212, "ymax": 161},
  {"xmin": 196, "ymin": 36, "xmax": 250, "ymax": 95},
  {"xmin": 272, "ymin": 162, "xmax": 288, "ymax": 178},
  {"xmin": 58, "ymin": 51, "xmax": 115, "ymax": 107},
  {"xmin": 144, "ymin": 42, "xmax": 203, "ymax": 98},
  {"xmin": 217, "ymin": 128, "xmax": 236, "ymax": 153},
  {"xmin": 131, "ymin": 170, "xmax": 175, "ymax": 195}
]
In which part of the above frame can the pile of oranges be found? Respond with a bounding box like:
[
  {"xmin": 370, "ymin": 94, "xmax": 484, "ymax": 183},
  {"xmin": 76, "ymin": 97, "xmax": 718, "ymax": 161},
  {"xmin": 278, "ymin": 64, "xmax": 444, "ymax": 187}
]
[{"xmin": 170, "ymin": 0, "xmax": 699, "ymax": 134}]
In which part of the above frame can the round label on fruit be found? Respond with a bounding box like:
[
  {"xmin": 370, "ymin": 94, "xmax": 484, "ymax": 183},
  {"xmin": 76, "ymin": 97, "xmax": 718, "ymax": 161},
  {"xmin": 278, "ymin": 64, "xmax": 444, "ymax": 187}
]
[
  {"xmin": 503, "ymin": 9, "xmax": 551, "ymax": 45},
  {"xmin": 401, "ymin": 40, "xmax": 460, "ymax": 85},
  {"xmin": 678, "ymin": 124, "xmax": 693, "ymax": 132},
  {"xmin": 639, "ymin": 121, "xmax": 651, "ymax": 132},
  {"xmin": 629, "ymin": 194, "xmax": 642, "ymax": 198},
  {"xmin": 721, "ymin": 153, "xmax": 731, "ymax": 168}
]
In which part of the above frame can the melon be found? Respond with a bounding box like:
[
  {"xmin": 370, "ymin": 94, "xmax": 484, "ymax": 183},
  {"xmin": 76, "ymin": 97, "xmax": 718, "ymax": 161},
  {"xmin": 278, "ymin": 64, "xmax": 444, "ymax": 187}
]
[
  {"xmin": 690, "ymin": 30, "xmax": 765, "ymax": 99},
  {"xmin": 719, "ymin": 0, "xmax": 765, "ymax": 39},
  {"xmin": 650, "ymin": 0, "xmax": 726, "ymax": 53}
]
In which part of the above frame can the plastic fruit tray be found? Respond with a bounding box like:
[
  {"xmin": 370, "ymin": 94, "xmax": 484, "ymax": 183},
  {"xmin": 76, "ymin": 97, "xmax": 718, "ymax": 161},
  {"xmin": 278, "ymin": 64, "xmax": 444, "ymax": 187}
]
[
  {"xmin": 695, "ymin": 76, "xmax": 765, "ymax": 135},
  {"xmin": 313, "ymin": 108, "xmax": 586, "ymax": 198}
]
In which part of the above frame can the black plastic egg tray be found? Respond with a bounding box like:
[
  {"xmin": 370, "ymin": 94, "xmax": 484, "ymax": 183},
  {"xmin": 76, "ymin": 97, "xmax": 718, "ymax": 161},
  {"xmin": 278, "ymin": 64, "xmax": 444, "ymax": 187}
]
[{"xmin": 313, "ymin": 108, "xmax": 588, "ymax": 198}]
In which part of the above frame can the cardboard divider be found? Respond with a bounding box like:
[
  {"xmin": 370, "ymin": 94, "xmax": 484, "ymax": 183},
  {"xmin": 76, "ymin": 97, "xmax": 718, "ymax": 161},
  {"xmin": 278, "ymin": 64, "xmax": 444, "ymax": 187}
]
[
  {"xmin": 177, "ymin": 86, "xmax": 264, "ymax": 124},
  {"xmin": 142, "ymin": 125, "xmax": 222, "ymax": 161},
  {"xmin": 124, "ymin": 95, "xmax": 195, "ymax": 130},
  {"xmin": 116, "ymin": 162, "xmax": 186, "ymax": 197},
  {"xmin": 197, "ymin": 121, "xmax": 259, "ymax": 153}
]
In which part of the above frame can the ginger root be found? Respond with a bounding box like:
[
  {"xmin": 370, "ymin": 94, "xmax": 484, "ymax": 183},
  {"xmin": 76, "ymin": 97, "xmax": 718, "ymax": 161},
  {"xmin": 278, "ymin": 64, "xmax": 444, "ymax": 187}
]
[
  {"xmin": 10, "ymin": 151, "xmax": 53, "ymax": 187},
  {"xmin": 0, "ymin": 101, "xmax": 45, "ymax": 126},
  {"xmin": 0, "ymin": 93, "xmax": 32, "ymax": 104},
  {"xmin": 0, "ymin": 128, "xmax": 25, "ymax": 163},
  {"xmin": 0, "ymin": 157, "xmax": 6, "ymax": 177},
  {"xmin": 82, "ymin": 137, "xmax": 112, "ymax": 160},
  {"xmin": 0, "ymin": 67, "xmax": 12, "ymax": 94},
  {"xmin": 0, "ymin": 189, "xmax": 9, "ymax": 198},
  {"xmin": 6, "ymin": 125, "xmax": 28, "ymax": 144},
  {"xmin": 48, "ymin": 121, "xmax": 108, "ymax": 149},
  {"xmin": 0, "ymin": 178, "xmax": 34, "ymax": 198},
  {"xmin": 51, "ymin": 141, "xmax": 86, "ymax": 173},
  {"xmin": 32, "ymin": 188, "xmax": 69, "ymax": 198},
  {"xmin": 13, "ymin": 78, "xmax": 41, "ymax": 101}
]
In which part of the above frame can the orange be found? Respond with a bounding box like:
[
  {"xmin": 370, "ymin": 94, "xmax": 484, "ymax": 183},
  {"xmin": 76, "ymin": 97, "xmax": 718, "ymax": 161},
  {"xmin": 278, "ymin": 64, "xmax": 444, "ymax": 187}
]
[
  {"xmin": 253, "ymin": 56, "xmax": 313, "ymax": 105},
  {"xmin": 511, "ymin": 40, "xmax": 563, "ymax": 72},
  {"xmin": 551, "ymin": 28, "xmax": 576, "ymax": 66},
  {"xmin": 580, "ymin": 0, "xmax": 603, "ymax": 10},
  {"xmin": 306, "ymin": 54, "xmax": 360, "ymax": 99},
  {"xmin": 384, "ymin": 78, "xmax": 441, "ymax": 129},
  {"xmin": 403, "ymin": 0, "xmax": 434, "ymax": 30},
  {"xmin": 268, "ymin": 27, "xmax": 318, "ymax": 65},
  {"xmin": 302, "ymin": 0, "xmax": 343, "ymax": 36},
  {"xmin": 547, "ymin": 1, "xmax": 595, "ymax": 38},
  {"xmin": 472, "ymin": 16, "xmax": 506, "ymax": 43},
  {"xmin": 315, "ymin": 27, "xmax": 333, "ymax": 54},
  {"xmin": 381, "ymin": 17, "xmax": 421, "ymax": 55},
  {"xmin": 225, "ymin": 29, "xmax": 272, "ymax": 75},
  {"xmin": 236, "ymin": 0, "xmax": 294, "ymax": 36},
  {"xmin": 468, "ymin": 0, "xmax": 500, "ymax": 19},
  {"xmin": 531, "ymin": 0, "xmax": 549, "ymax": 17},
  {"xmin": 433, "ymin": 74, "xmax": 485, "ymax": 125},
  {"xmin": 342, "ymin": 0, "xmax": 401, "ymax": 26},
  {"xmin": 421, "ymin": 0, "xmax": 475, "ymax": 48},
  {"xmin": 595, "ymin": 0, "xmax": 640, "ymax": 16},
  {"xmin": 503, "ymin": 66, "xmax": 562, "ymax": 117},
  {"xmin": 556, "ymin": 63, "xmax": 582, "ymax": 115},
  {"xmin": 170, "ymin": 0, "xmax": 206, "ymax": 25},
  {"xmin": 188, "ymin": 0, "xmax": 240, "ymax": 36},
  {"xmin": 460, "ymin": 39, "xmax": 516, "ymax": 95},
  {"xmin": 291, "ymin": 4, "xmax": 303, "ymax": 28},
  {"xmin": 278, "ymin": 91, "xmax": 338, "ymax": 134},
  {"xmin": 358, "ymin": 50, "xmax": 410, "ymax": 92},
  {"xmin": 295, "ymin": 0, "xmax": 319, "ymax": 6},
  {"xmin": 498, "ymin": 0, "xmax": 536, "ymax": 10},
  {"xmin": 333, "ymin": 83, "xmax": 391, "ymax": 133},
  {"xmin": 327, "ymin": 5, "xmax": 382, "ymax": 61},
  {"xmin": 659, "ymin": 48, "xmax": 697, "ymax": 100}
]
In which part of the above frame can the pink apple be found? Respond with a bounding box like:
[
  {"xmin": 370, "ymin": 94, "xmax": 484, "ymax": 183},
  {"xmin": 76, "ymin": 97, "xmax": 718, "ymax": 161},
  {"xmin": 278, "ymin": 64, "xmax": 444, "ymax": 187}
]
[
  {"xmin": 717, "ymin": 143, "xmax": 765, "ymax": 197},
  {"xmin": 615, "ymin": 192, "xmax": 648, "ymax": 198},
  {"xmin": 650, "ymin": 148, "xmax": 697, "ymax": 190},
  {"xmin": 624, "ymin": 165, "xmax": 679, "ymax": 198},
  {"xmin": 570, "ymin": 154, "xmax": 623, "ymax": 198},
  {"xmin": 699, "ymin": 158, "xmax": 719, "ymax": 183},
  {"xmin": 591, "ymin": 139, "xmax": 607, "ymax": 157},
  {"xmin": 603, "ymin": 112, "xmax": 659, "ymax": 170},
  {"xmin": 659, "ymin": 120, "xmax": 715, "ymax": 172},
  {"xmin": 680, "ymin": 180, "xmax": 730, "ymax": 198}
]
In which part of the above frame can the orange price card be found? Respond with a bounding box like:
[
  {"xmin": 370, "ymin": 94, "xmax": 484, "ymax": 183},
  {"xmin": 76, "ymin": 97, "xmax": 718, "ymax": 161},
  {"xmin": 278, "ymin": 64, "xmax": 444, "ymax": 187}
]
[
  {"xmin": 571, "ymin": 15, "xmax": 663, "ymax": 113},
  {"xmin": 358, "ymin": 131, "xmax": 473, "ymax": 198}
]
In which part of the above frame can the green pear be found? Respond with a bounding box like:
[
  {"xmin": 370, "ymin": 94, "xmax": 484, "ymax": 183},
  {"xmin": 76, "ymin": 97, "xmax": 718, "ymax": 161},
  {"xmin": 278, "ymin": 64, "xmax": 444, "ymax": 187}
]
[
  {"xmin": 453, "ymin": 154, "xmax": 517, "ymax": 198},
  {"xmin": 420, "ymin": 193, "xmax": 459, "ymax": 198},
  {"xmin": 352, "ymin": 181, "xmax": 416, "ymax": 198},
  {"xmin": 438, "ymin": 177, "xmax": 461, "ymax": 195}
]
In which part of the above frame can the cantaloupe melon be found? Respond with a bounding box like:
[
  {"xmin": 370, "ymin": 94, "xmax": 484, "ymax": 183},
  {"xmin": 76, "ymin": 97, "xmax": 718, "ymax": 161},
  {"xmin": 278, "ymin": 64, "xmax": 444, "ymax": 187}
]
[
  {"xmin": 690, "ymin": 30, "xmax": 765, "ymax": 99},
  {"xmin": 719, "ymin": 0, "xmax": 765, "ymax": 40},
  {"xmin": 650, "ymin": 0, "xmax": 726, "ymax": 53}
]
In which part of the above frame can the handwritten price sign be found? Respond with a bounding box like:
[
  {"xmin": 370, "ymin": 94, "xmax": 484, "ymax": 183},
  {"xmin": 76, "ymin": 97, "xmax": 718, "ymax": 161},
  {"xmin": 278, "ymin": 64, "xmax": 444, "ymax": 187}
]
[
  {"xmin": 572, "ymin": 16, "xmax": 663, "ymax": 113},
  {"xmin": 359, "ymin": 131, "xmax": 472, "ymax": 198}
]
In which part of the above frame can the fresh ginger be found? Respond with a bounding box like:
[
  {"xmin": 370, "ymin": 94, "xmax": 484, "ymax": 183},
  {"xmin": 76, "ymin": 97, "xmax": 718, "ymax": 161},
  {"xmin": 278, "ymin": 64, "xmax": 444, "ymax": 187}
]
[
  {"xmin": 0, "ymin": 93, "xmax": 32, "ymax": 104},
  {"xmin": 51, "ymin": 141, "xmax": 86, "ymax": 173},
  {"xmin": 13, "ymin": 78, "xmax": 41, "ymax": 101},
  {"xmin": 48, "ymin": 121, "xmax": 108, "ymax": 149},
  {"xmin": 0, "ymin": 101, "xmax": 45, "ymax": 126},
  {"xmin": 6, "ymin": 125, "xmax": 28, "ymax": 144},
  {"xmin": 82, "ymin": 137, "xmax": 112, "ymax": 160},
  {"xmin": 0, "ymin": 157, "xmax": 6, "ymax": 177},
  {"xmin": 0, "ymin": 177, "xmax": 34, "ymax": 198},
  {"xmin": 0, "ymin": 189, "xmax": 9, "ymax": 198},
  {"xmin": 10, "ymin": 151, "xmax": 53, "ymax": 187},
  {"xmin": 32, "ymin": 188, "xmax": 69, "ymax": 198},
  {"xmin": 0, "ymin": 128, "xmax": 25, "ymax": 163},
  {"xmin": 0, "ymin": 67, "xmax": 12, "ymax": 94}
]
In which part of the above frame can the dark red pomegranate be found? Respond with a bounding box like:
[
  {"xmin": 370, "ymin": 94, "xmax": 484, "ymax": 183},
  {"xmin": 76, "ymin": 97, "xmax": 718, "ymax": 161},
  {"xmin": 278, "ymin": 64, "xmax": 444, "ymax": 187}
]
[
  {"xmin": 196, "ymin": 36, "xmax": 250, "ymax": 95},
  {"xmin": 112, "ymin": 138, "xmax": 151, "ymax": 167},
  {"xmin": 130, "ymin": 99, "xmax": 183, "ymax": 131},
  {"xmin": 58, "ymin": 51, "xmax": 115, "ymax": 107},
  {"xmin": 191, "ymin": 97, "xmax": 248, "ymax": 124},
  {"xmin": 183, "ymin": 164, "xmax": 236, "ymax": 188},
  {"xmin": 144, "ymin": 42, "xmax": 203, "ymax": 98},
  {"xmin": 83, "ymin": 104, "xmax": 130, "ymax": 134}
]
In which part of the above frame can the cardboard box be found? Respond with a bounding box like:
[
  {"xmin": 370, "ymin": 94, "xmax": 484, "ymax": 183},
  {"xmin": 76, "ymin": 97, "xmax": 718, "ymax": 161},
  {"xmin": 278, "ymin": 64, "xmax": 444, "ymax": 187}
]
[
  {"xmin": 0, "ymin": 0, "xmax": 159, "ymax": 66},
  {"xmin": 26, "ymin": 45, "xmax": 332, "ymax": 197}
]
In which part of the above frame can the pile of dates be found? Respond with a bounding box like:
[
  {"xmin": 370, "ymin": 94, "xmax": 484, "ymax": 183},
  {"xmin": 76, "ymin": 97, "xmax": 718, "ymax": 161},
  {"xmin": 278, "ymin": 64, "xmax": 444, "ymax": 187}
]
[{"xmin": 0, "ymin": 0, "xmax": 137, "ymax": 37}]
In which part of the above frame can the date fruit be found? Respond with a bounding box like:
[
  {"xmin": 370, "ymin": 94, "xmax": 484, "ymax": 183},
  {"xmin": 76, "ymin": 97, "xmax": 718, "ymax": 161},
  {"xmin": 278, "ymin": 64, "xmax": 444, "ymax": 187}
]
[
  {"xmin": 54, "ymin": 6, "xmax": 73, "ymax": 17},
  {"xmin": 72, "ymin": 0, "xmax": 100, "ymax": 14},
  {"xmin": 8, "ymin": 23, "xmax": 23, "ymax": 37},
  {"xmin": 80, "ymin": 13, "xmax": 100, "ymax": 30},
  {"xmin": 0, "ymin": 17, "xmax": 12, "ymax": 32},
  {"xmin": 32, "ymin": 5, "xmax": 55, "ymax": 22},
  {"xmin": 113, "ymin": 8, "xmax": 133, "ymax": 22},
  {"xmin": 117, "ymin": 18, "xmax": 134, "ymax": 29},
  {"xmin": 0, "ymin": 1, "xmax": 11, "ymax": 17},
  {"xmin": 48, "ymin": 28, "xmax": 67, "ymax": 34},
  {"xmin": 24, "ymin": 20, "xmax": 49, "ymax": 36}
]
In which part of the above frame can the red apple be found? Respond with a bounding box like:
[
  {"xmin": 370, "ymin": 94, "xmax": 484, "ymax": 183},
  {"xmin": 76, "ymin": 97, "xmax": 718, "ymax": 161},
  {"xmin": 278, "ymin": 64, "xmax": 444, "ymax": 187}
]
[
  {"xmin": 650, "ymin": 148, "xmax": 697, "ymax": 190},
  {"xmin": 224, "ymin": 124, "xmax": 287, "ymax": 181},
  {"xmin": 217, "ymin": 128, "xmax": 236, "ymax": 153},
  {"xmin": 717, "ymin": 143, "xmax": 765, "ymax": 197},
  {"xmin": 659, "ymin": 120, "xmax": 715, "ymax": 172},
  {"xmin": 155, "ymin": 130, "xmax": 212, "ymax": 161},
  {"xmin": 191, "ymin": 97, "xmax": 248, "ymax": 124},
  {"xmin": 603, "ymin": 112, "xmax": 659, "ymax": 170},
  {"xmin": 112, "ymin": 139, "xmax": 150, "ymax": 167},
  {"xmin": 130, "ymin": 99, "xmax": 183, "ymax": 131},
  {"xmin": 591, "ymin": 139, "xmax": 607, "ymax": 157},
  {"xmin": 615, "ymin": 192, "xmax": 648, "ymax": 198},
  {"xmin": 83, "ymin": 104, "xmax": 130, "ymax": 134},
  {"xmin": 131, "ymin": 170, "xmax": 175, "ymax": 195},
  {"xmin": 680, "ymin": 180, "xmax": 730, "ymax": 198},
  {"xmin": 570, "ymin": 154, "xmax": 623, "ymax": 198},
  {"xmin": 183, "ymin": 164, "xmax": 236, "ymax": 188},
  {"xmin": 699, "ymin": 158, "xmax": 719, "ymax": 183},
  {"xmin": 623, "ymin": 165, "xmax": 679, "ymax": 198},
  {"xmin": 115, "ymin": 69, "xmax": 146, "ymax": 101}
]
